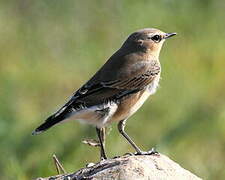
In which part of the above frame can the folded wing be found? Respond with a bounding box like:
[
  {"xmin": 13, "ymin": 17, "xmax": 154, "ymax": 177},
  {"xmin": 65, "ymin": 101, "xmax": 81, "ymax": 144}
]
[{"xmin": 32, "ymin": 60, "xmax": 160, "ymax": 134}]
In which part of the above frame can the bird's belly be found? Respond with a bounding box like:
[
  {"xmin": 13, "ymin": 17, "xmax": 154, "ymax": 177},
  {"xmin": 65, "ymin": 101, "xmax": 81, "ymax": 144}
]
[
  {"xmin": 127, "ymin": 90, "xmax": 151, "ymax": 117},
  {"xmin": 111, "ymin": 90, "xmax": 151, "ymax": 122},
  {"xmin": 111, "ymin": 76, "xmax": 160, "ymax": 122},
  {"xmin": 70, "ymin": 102, "xmax": 118, "ymax": 128},
  {"xmin": 71, "ymin": 76, "xmax": 160, "ymax": 127}
]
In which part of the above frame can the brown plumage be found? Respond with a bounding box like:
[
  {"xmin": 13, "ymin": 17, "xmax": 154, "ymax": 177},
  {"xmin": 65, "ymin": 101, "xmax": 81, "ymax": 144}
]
[{"xmin": 32, "ymin": 28, "xmax": 176, "ymax": 159}]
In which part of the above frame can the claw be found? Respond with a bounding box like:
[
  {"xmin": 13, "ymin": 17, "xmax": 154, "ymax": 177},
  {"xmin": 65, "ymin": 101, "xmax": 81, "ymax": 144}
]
[
  {"xmin": 148, "ymin": 147, "xmax": 159, "ymax": 155},
  {"xmin": 134, "ymin": 147, "xmax": 159, "ymax": 156}
]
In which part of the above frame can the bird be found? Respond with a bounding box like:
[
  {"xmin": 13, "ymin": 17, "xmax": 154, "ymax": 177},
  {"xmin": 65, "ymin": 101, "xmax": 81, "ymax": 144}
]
[{"xmin": 32, "ymin": 28, "xmax": 176, "ymax": 160}]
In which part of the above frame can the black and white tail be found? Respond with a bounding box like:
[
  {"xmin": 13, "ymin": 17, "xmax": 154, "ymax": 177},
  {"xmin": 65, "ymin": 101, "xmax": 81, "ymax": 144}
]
[{"xmin": 32, "ymin": 106, "xmax": 71, "ymax": 135}]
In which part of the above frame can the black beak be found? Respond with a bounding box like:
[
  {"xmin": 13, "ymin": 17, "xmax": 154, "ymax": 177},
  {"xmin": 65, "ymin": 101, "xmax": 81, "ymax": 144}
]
[{"xmin": 164, "ymin": 32, "xmax": 177, "ymax": 39}]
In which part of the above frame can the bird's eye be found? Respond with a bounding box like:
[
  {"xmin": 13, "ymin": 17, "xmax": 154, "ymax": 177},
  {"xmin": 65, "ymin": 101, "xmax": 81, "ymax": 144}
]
[{"xmin": 151, "ymin": 35, "xmax": 161, "ymax": 42}]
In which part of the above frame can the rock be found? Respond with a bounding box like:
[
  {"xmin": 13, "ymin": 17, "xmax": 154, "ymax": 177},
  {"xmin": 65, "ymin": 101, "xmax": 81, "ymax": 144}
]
[{"xmin": 36, "ymin": 153, "xmax": 202, "ymax": 180}]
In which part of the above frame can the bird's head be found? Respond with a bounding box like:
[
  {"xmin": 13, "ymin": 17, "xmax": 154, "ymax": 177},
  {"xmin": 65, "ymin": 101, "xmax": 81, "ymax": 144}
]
[{"xmin": 123, "ymin": 28, "xmax": 176, "ymax": 58}]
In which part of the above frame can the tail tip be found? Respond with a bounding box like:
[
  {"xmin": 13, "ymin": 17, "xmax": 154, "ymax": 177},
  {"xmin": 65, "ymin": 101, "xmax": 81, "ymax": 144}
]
[{"xmin": 32, "ymin": 129, "xmax": 43, "ymax": 135}]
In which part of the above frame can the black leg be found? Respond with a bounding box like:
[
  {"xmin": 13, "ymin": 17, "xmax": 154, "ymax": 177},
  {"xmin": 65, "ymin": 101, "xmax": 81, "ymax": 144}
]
[
  {"xmin": 118, "ymin": 119, "xmax": 142, "ymax": 154},
  {"xmin": 118, "ymin": 120, "xmax": 159, "ymax": 155},
  {"xmin": 96, "ymin": 127, "xmax": 107, "ymax": 160}
]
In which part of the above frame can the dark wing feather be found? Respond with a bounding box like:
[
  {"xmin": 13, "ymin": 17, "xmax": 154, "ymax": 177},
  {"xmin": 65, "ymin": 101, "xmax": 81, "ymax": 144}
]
[
  {"xmin": 71, "ymin": 61, "xmax": 161, "ymax": 106},
  {"xmin": 50, "ymin": 60, "xmax": 160, "ymax": 118},
  {"xmin": 32, "ymin": 60, "xmax": 160, "ymax": 134},
  {"xmin": 103, "ymin": 70, "xmax": 159, "ymax": 90}
]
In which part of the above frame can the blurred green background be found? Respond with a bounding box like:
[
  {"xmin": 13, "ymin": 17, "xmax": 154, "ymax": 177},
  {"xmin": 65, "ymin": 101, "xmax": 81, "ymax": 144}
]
[{"xmin": 0, "ymin": 0, "xmax": 225, "ymax": 179}]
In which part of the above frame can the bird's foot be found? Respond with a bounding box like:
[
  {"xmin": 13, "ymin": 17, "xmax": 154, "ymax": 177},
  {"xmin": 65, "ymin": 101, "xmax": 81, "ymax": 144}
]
[
  {"xmin": 135, "ymin": 148, "xmax": 159, "ymax": 156},
  {"xmin": 99, "ymin": 156, "xmax": 108, "ymax": 163}
]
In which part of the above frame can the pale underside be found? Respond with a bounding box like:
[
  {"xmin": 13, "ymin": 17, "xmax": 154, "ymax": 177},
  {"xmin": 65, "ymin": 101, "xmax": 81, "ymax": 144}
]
[{"xmin": 62, "ymin": 75, "xmax": 160, "ymax": 128}]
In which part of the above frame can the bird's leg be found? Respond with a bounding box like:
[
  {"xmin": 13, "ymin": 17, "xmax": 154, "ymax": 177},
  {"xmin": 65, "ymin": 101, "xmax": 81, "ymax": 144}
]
[
  {"xmin": 118, "ymin": 120, "xmax": 159, "ymax": 155},
  {"xmin": 96, "ymin": 127, "xmax": 107, "ymax": 160},
  {"xmin": 118, "ymin": 119, "xmax": 142, "ymax": 154},
  {"xmin": 101, "ymin": 127, "xmax": 106, "ymax": 157}
]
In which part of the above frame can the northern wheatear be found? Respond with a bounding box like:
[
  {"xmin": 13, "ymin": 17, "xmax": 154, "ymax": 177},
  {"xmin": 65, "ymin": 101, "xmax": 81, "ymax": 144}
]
[{"xmin": 33, "ymin": 28, "xmax": 176, "ymax": 159}]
